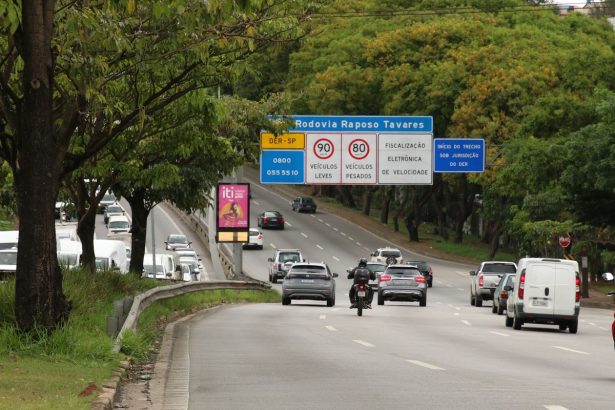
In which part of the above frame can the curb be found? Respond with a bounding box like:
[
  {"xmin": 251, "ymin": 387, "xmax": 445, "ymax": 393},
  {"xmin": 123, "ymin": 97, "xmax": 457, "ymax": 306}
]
[
  {"xmin": 580, "ymin": 300, "xmax": 615, "ymax": 310},
  {"xmin": 91, "ymin": 360, "xmax": 130, "ymax": 410}
]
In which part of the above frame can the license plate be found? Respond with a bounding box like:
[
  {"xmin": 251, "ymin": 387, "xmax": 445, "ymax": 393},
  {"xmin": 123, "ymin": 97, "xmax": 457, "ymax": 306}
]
[
  {"xmin": 270, "ymin": 218, "xmax": 278, "ymax": 221},
  {"xmin": 357, "ymin": 290, "xmax": 366, "ymax": 297},
  {"xmin": 301, "ymin": 280, "xmax": 314, "ymax": 283},
  {"xmin": 533, "ymin": 299, "xmax": 547, "ymax": 307}
]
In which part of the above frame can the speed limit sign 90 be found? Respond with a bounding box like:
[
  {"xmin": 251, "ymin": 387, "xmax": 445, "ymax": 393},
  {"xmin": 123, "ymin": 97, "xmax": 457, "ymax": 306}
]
[{"xmin": 313, "ymin": 138, "xmax": 334, "ymax": 160}]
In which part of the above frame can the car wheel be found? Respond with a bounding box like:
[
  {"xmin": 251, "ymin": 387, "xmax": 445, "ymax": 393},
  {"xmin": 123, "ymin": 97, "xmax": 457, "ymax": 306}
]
[
  {"xmin": 271, "ymin": 276, "xmax": 277, "ymax": 284},
  {"xmin": 513, "ymin": 311, "xmax": 523, "ymax": 330},
  {"xmin": 475, "ymin": 295, "xmax": 483, "ymax": 308},
  {"xmin": 497, "ymin": 304, "xmax": 505, "ymax": 315},
  {"xmin": 268, "ymin": 274, "xmax": 272, "ymax": 282},
  {"xmin": 491, "ymin": 303, "xmax": 497, "ymax": 314},
  {"xmin": 377, "ymin": 292, "xmax": 384, "ymax": 305},
  {"xmin": 470, "ymin": 294, "xmax": 475, "ymax": 306},
  {"xmin": 282, "ymin": 297, "xmax": 290, "ymax": 305},
  {"xmin": 559, "ymin": 323, "xmax": 567, "ymax": 331},
  {"xmin": 419, "ymin": 293, "xmax": 427, "ymax": 307},
  {"xmin": 505, "ymin": 315, "xmax": 513, "ymax": 327},
  {"xmin": 327, "ymin": 297, "xmax": 335, "ymax": 307},
  {"xmin": 568, "ymin": 319, "xmax": 578, "ymax": 334}
]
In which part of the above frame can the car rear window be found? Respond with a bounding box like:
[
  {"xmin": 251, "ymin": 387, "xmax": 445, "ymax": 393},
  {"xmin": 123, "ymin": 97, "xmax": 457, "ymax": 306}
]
[
  {"xmin": 407, "ymin": 261, "xmax": 428, "ymax": 270},
  {"xmin": 107, "ymin": 206, "xmax": 122, "ymax": 213},
  {"xmin": 367, "ymin": 263, "xmax": 386, "ymax": 273},
  {"xmin": 385, "ymin": 267, "xmax": 420, "ymax": 276},
  {"xmin": 302, "ymin": 198, "xmax": 314, "ymax": 204},
  {"xmin": 287, "ymin": 266, "xmax": 328, "ymax": 280},
  {"xmin": 264, "ymin": 211, "xmax": 281, "ymax": 217},
  {"xmin": 381, "ymin": 250, "xmax": 401, "ymax": 257},
  {"xmin": 279, "ymin": 252, "xmax": 301, "ymax": 263},
  {"xmin": 169, "ymin": 235, "xmax": 187, "ymax": 243},
  {"xmin": 249, "ymin": 229, "xmax": 260, "ymax": 236},
  {"xmin": 482, "ymin": 263, "xmax": 516, "ymax": 273}
]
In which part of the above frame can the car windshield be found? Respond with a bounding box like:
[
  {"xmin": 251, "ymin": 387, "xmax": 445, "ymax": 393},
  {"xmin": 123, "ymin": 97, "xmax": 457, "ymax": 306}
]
[
  {"xmin": 168, "ymin": 235, "xmax": 187, "ymax": 244},
  {"xmin": 279, "ymin": 253, "xmax": 301, "ymax": 263},
  {"xmin": 382, "ymin": 250, "xmax": 401, "ymax": 257},
  {"xmin": 106, "ymin": 206, "xmax": 122, "ymax": 213},
  {"xmin": 407, "ymin": 261, "xmax": 428, "ymax": 270},
  {"xmin": 249, "ymin": 230, "xmax": 260, "ymax": 236},
  {"xmin": 483, "ymin": 263, "xmax": 516, "ymax": 273},
  {"xmin": 58, "ymin": 254, "xmax": 78, "ymax": 266},
  {"xmin": 102, "ymin": 194, "xmax": 116, "ymax": 202},
  {"xmin": 367, "ymin": 263, "xmax": 386, "ymax": 273},
  {"xmin": 0, "ymin": 251, "xmax": 17, "ymax": 265},
  {"xmin": 385, "ymin": 267, "xmax": 420, "ymax": 276},
  {"xmin": 109, "ymin": 220, "xmax": 129, "ymax": 229}
]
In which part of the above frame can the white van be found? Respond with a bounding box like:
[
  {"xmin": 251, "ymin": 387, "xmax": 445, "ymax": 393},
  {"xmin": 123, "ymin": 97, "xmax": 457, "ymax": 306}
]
[
  {"xmin": 506, "ymin": 258, "xmax": 580, "ymax": 333},
  {"xmin": 143, "ymin": 253, "xmax": 176, "ymax": 280},
  {"xmin": 0, "ymin": 230, "xmax": 19, "ymax": 250},
  {"xmin": 55, "ymin": 223, "xmax": 79, "ymax": 242},
  {"xmin": 0, "ymin": 248, "xmax": 17, "ymax": 280},
  {"xmin": 57, "ymin": 240, "xmax": 82, "ymax": 269},
  {"xmin": 94, "ymin": 239, "xmax": 128, "ymax": 273}
]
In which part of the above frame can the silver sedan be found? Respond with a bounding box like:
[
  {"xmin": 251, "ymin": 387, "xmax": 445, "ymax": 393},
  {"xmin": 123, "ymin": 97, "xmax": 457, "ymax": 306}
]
[{"xmin": 281, "ymin": 262, "xmax": 338, "ymax": 307}]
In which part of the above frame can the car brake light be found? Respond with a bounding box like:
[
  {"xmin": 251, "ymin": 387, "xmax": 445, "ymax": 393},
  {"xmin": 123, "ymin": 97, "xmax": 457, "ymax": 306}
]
[
  {"xmin": 263, "ymin": 217, "xmax": 269, "ymax": 223},
  {"xmin": 258, "ymin": 234, "xmax": 263, "ymax": 239},
  {"xmin": 501, "ymin": 291, "xmax": 507, "ymax": 298},
  {"xmin": 279, "ymin": 217, "xmax": 285, "ymax": 223},
  {"xmin": 575, "ymin": 275, "xmax": 580, "ymax": 302},
  {"xmin": 478, "ymin": 275, "xmax": 484, "ymax": 287},
  {"xmin": 415, "ymin": 275, "xmax": 426, "ymax": 283},
  {"xmin": 518, "ymin": 272, "xmax": 525, "ymax": 299},
  {"xmin": 379, "ymin": 274, "xmax": 392, "ymax": 282}
]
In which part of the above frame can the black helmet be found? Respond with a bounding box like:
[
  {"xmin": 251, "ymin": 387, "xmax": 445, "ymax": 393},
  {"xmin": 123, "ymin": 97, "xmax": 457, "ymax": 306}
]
[{"xmin": 359, "ymin": 258, "xmax": 368, "ymax": 267}]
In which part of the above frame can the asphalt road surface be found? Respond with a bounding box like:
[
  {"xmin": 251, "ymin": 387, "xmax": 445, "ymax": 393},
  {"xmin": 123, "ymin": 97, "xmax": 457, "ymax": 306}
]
[{"xmin": 159, "ymin": 182, "xmax": 615, "ymax": 410}]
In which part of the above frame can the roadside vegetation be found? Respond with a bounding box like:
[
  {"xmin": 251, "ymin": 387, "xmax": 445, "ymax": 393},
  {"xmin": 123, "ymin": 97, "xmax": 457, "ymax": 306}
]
[{"xmin": 0, "ymin": 269, "xmax": 279, "ymax": 409}]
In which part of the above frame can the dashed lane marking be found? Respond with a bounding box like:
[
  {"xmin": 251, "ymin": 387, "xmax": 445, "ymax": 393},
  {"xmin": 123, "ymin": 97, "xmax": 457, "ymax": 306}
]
[
  {"xmin": 333, "ymin": 256, "xmax": 340, "ymax": 261},
  {"xmin": 589, "ymin": 322, "xmax": 596, "ymax": 326},
  {"xmin": 353, "ymin": 340, "xmax": 375, "ymax": 348},
  {"xmin": 599, "ymin": 327, "xmax": 608, "ymax": 331},
  {"xmin": 285, "ymin": 222, "xmax": 293, "ymax": 227},
  {"xmin": 325, "ymin": 223, "xmax": 331, "ymax": 227},
  {"xmin": 544, "ymin": 406, "xmax": 570, "ymax": 410},
  {"xmin": 461, "ymin": 320, "xmax": 471, "ymax": 326},
  {"xmin": 356, "ymin": 242, "xmax": 362, "ymax": 246},
  {"xmin": 311, "ymin": 215, "xmax": 316, "ymax": 218},
  {"xmin": 270, "ymin": 243, "xmax": 277, "ymax": 249},
  {"xmin": 319, "ymin": 315, "xmax": 326, "ymax": 320},
  {"xmin": 453, "ymin": 312, "xmax": 460, "ymax": 316},
  {"xmin": 325, "ymin": 326, "xmax": 337, "ymax": 332},
  {"xmin": 300, "ymin": 232, "xmax": 308, "ymax": 238},
  {"xmin": 318, "ymin": 218, "xmax": 324, "ymax": 223},
  {"xmin": 457, "ymin": 288, "xmax": 465, "ymax": 292},
  {"xmin": 552, "ymin": 346, "xmax": 589, "ymax": 355},
  {"xmin": 333, "ymin": 227, "xmax": 339, "ymax": 231},
  {"xmin": 348, "ymin": 237, "xmax": 354, "ymax": 241},
  {"xmin": 253, "ymin": 201, "xmax": 260, "ymax": 205},
  {"xmin": 406, "ymin": 360, "xmax": 445, "ymax": 371},
  {"xmin": 455, "ymin": 307, "xmax": 461, "ymax": 311},
  {"xmin": 316, "ymin": 244, "xmax": 324, "ymax": 250},
  {"xmin": 341, "ymin": 232, "xmax": 347, "ymax": 236},
  {"xmin": 490, "ymin": 331, "xmax": 510, "ymax": 337}
]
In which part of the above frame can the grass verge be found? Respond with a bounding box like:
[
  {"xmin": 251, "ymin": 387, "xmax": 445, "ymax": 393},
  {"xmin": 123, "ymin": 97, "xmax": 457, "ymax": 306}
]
[{"xmin": 0, "ymin": 269, "xmax": 278, "ymax": 409}]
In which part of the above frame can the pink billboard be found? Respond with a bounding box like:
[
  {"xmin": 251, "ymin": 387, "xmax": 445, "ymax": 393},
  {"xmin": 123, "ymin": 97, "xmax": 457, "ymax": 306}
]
[{"xmin": 217, "ymin": 183, "xmax": 250, "ymax": 229}]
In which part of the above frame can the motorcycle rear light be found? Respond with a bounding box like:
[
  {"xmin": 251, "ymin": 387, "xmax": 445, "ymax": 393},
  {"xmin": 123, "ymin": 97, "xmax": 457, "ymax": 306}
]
[
  {"xmin": 379, "ymin": 274, "xmax": 392, "ymax": 282},
  {"xmin": 575, "ymin": 275, "xmax": 580, "ymax": 302},
  {"xmin": 358, "ymin": 285, "xmax": 365, "ymax": 290},
  {"xmin": 518, "ymin": 272, "xmax": 525, "ymax": 299},
  {"xmin": 478, "ymin": 275, "xmax": 484, "ymax": 287},
  {"xmin": 415, "ymin": 275, "xmax": 426, "ymax": 283}
]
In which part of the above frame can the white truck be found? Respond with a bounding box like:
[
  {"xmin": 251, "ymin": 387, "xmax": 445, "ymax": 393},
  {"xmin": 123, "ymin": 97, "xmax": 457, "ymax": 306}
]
[{"xmin": 470, "ymin": 261, "xmax": 517, "ymax": 307}]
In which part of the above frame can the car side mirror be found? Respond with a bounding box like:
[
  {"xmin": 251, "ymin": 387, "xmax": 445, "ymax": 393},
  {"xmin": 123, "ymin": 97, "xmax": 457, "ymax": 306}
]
[
  {"xmin": 188, "ymin": 241, "xmax": 192, "ymax": 245},
  {"xmin": 332, "ymin": 273, "xmax": 339, "ymax": 278},
  {"xmin": 470, "ymin": 271, "xmax": 476, "ymax": 276},
  {"xmin": 267, "ymin": 257, "xmax": 273, "ymax": 262},
  {"xmin": 164, "ymin": 241, "xmax": 168, "ymax": 245},
  {"xmin": 504, "ymin": 285, "xmax": 513, "ymax": 291}
]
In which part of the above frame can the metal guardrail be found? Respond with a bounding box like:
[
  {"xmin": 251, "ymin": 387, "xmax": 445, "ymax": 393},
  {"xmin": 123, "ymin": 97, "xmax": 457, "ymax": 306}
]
[{"xmin": 112, "ymin": 280, "xmax": 271, "ymax": 353}]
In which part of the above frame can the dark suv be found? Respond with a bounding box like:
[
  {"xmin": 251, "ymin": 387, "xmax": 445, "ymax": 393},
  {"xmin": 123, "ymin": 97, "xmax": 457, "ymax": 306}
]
[{"xmin": 292, "ymin": 197, "xmax": 317, "ymax": 213}]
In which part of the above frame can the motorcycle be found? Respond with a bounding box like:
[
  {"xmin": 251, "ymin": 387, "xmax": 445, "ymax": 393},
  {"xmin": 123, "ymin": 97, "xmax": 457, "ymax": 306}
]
[{"xmin": 354, "ymin": 283, "xmax": 368, "ymax": 317}]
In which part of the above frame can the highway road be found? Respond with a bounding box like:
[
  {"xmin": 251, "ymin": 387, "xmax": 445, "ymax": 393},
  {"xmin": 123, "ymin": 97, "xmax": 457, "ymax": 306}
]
[{"xmin": 155, "ymin": 182, "xmax": 614, "ymax": 410}]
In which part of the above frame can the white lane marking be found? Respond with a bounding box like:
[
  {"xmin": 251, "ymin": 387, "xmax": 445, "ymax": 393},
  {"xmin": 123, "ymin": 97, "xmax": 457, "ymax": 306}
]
[
  {"xmin": 318, "ymin": 218, "xmax": 324, "ymax": 223},
  {"xmin": 552, "ymin": 346, "xmax": 589, "ymax": 355},
  {"xmin": 447, "ymin": 304, "xmax": 454, "ymax": 308},
  {"xmin": 253, "ymin": 201, "xmax": 260, "ymax": 205},
  {"xmin": 490, "ymin": 331, "xmax": 510, "ymax": 337},
  {"xmin": 333, "ymin": 227, "xmax": 339, "ymax": 232},
  {"xmin": 580, "ymin": 319, "xmax": 586, "ymax": 323},
  {"xmin": 589, "ymin": 322, "xmax": 596, "ymax": 326},
  {"xmin": 344, "ymin": 293, "xmax": 349, "ymax": 297},
  {"xmin": 599, "ymin": 326, "xmax": 608, "ymax": 331},
  {"xmin": 325, "ymin": 223, "xmax": 331, "ymax": 227},
  {"xmin": 311, "ymin": 215, "xmax": 316, "ymax": 218},
  {"xmin": 364, "ymin": 247, "xmax": 371, "ymax": 252},
  {"xmin": 457, "ymin": 288, "xmax": 464, "ymax": 292},
  {"xmin": 325, "ymin": 326, "xmax": 337, "ymax": 332},
  {"xmin": 341, "ymin": 232, "xmax": 347, "ymax": 236},
  {"xmin": 316, "ymin": 244, "xmax": 324, "ymax": 250},
  {"xmin": 300, "ymin": 232, "xmax": 308, "ymax": 238},
  {"xmin": 331, "ymin": 308, "xmax": 340, "ymax": 312},
  {"xmin": 270, "ymin": 243, "xmax": 277, "ymax": 249},
  {"xmin": 356, "ymin": 242, "xmax": 362, "ymax": 246},
  {"xmin": 286, "ymin": 222, "xmax": 293, "ymax": 227},
  {"xmin": 436, "ymin": 301, "xmax": 442, "ymax": 305},
  {"xmin": 436, "ymin": 280, "xmax": 443, "ymax": 285},
  {"xmin": 461, "ymin": 320, "xmax": 472, "ymax": 326},
  {"xmin": 455, "ymin": 307, "xmax": 461, "ymax": 311},
  {"xmin": 456, "ymin": 271, "xmax": 469, "ymax": 277},
  {"xmin": 453, "ymin": 312, "xmax": 460, "ymax": 316},
  {"xmin": 320, "ymin": 315, "xmax": 326, "ymax": 320},
  {"xmin": 544, "ymin": 406, "xmax": 570, "ymax": 410},
  {"xmin": 333, "ymin": 256, "xmax": 340, "ymax": 261},
  {"xmin": 348, "ymin": 237, "xmax": 354, "ymax": 241},
  {"xmin": 353, "ymin": 340, "xmax": 375, "ymax": 348},
  {"xmin": 406, "ymin": 360, "xmax": 444, "ymax": 371},
  {"xmin": 446, "ymin": 284, "xmax": 453, "ymax": 288}
]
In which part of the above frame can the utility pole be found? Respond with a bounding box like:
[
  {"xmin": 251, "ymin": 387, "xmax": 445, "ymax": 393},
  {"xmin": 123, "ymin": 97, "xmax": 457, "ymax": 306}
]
[{"xmin": 232, "ymin": 165, "xmax": 244, "ymax": 278}]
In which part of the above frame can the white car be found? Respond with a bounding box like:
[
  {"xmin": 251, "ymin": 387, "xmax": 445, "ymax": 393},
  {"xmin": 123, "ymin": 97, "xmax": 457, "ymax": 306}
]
[
  {"xmin": 243, "ymin": 228, "xmax": 263, "ymax": 250},
  {"xmin": 107, "ymin": 215, "xmax": 131, "ymax": 234},
  {"xmin": 370, "ymin": 247, "xmax": 403, "ymax": 265}
]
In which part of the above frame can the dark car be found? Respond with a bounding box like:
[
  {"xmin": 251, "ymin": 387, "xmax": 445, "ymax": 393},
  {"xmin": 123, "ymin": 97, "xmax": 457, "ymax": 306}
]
[
  {"xmin": 281, "ymin": 262, "xmax": 338, "ymax": 306},
  {"xmin": 165, "ymin": 234, "xmax": 191, "ymax": 251},
  {"xmin": 292, "ymin": 197, "xmax": 317, "ymax": 213},
  {"xmin": 257, "ymin": 211, "xmax": 285, "ymax": 229},
  {"xmin": 406, "ymin": 260, "xmax": 434, "ymax": 288},
  {"xmin": 377, "ymin": 264, "xmax": 427, "ymax": 306},
  {"xmin": 366, "ymin": 261, "xmax": 387, "ymax": 289},
  {"xmin": 492, "ymin": 273, "xmax": 516, "ymax": 315}
]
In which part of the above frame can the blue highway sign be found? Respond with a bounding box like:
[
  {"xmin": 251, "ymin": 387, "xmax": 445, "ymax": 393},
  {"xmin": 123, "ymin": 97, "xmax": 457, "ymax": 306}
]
[
  {"xmin": 260, "ymin": 150, "xmax": 305, "ymax": 184},
  {"xmin": 434, "ymin": 138, "xmax": 485, "ymax": 173}
]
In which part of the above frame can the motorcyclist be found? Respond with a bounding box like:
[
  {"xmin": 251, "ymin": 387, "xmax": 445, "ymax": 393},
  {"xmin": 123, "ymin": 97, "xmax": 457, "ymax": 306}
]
[{"xmin": 348, "ymin": 257, "xmax": 376, "ymax": 308}]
